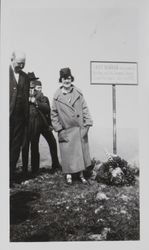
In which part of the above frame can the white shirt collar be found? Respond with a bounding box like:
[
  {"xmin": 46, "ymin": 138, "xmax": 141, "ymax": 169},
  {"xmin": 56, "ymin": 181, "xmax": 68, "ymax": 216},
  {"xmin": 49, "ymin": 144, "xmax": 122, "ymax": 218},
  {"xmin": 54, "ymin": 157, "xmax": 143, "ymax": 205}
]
[
  {"xmin": 11, "ymin": 64, "xmax": 19, "ymax": 83},
  {"xmin": 14, "ymin": 72, "xmax": 19, "ymax": 83}
]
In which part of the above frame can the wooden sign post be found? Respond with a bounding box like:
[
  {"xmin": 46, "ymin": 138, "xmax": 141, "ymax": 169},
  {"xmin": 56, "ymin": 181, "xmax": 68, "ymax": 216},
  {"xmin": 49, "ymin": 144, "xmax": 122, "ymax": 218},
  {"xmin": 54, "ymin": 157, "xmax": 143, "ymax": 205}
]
[
  {"xmin": 90, "ymin": 61, "xmax": 138, "ymax": 155},
  {"xmin": 112, "ymin": 84, "xmax": 117, "ymax": 154}
]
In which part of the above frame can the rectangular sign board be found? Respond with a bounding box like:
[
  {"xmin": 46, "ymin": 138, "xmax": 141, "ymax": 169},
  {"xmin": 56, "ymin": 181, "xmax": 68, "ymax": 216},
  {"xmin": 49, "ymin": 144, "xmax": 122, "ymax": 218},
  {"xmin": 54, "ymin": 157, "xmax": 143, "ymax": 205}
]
[{"xmin": 90, "ymin": 61, "xmax": 138, "ymax": 85}]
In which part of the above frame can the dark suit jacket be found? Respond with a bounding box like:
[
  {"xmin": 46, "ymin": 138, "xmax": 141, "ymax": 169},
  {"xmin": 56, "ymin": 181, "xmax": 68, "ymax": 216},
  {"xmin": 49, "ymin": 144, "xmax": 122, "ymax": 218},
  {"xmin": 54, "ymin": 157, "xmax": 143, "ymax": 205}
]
[
  {"xmin": 35, "ymin": 92, "xmax": 52, "ymax": 128},
  {"xmin": 9, "ymin": 65, "xmax": 29, "ymax": 122}
]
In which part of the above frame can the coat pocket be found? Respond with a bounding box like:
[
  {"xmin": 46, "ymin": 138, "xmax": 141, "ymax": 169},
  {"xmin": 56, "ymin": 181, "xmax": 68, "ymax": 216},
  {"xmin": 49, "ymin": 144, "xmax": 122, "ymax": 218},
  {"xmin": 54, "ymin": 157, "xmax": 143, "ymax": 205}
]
[{"xmin": 58, "ymin": 130, "xmax": 69, "ymax": 143}]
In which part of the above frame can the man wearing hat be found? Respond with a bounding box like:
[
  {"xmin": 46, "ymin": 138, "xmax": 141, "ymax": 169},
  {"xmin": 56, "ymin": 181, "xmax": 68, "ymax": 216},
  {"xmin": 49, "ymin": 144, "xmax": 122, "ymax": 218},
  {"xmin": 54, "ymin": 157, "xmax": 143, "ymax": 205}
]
[
  {"xmin": 51, "ymin": 67, "xmax": 93, "ymax": 185},
  {"xmin": 28, "ymin": 72, "xmax": 39, "ymax": 81},
  {"xmin": 22, "ymin": 73, "xmax": 60, "ymax": 175}
]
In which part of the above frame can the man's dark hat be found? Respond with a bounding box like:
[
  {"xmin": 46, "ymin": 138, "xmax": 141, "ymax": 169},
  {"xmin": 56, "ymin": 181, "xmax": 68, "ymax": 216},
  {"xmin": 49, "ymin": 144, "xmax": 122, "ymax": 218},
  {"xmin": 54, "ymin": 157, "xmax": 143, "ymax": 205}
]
[
  {"xmin": 28, "ymin": 72, "xmax": 39, "ymax": 80},
  {"xmin": 59, "ymin": 67, "xmax": 74, "ymax": 82},
  {"xmin": 34, "ymin": 80, "xmax": 42, "ymax": 86}
]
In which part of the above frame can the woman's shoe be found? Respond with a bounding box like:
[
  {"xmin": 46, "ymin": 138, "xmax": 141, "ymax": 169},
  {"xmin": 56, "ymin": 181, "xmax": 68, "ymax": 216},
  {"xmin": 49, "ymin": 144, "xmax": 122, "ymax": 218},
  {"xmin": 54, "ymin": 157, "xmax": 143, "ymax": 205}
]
[
  {"xmin": 66, "ymin": 174, "xmax": 72, "ymax": 185},
  {"xmin": 80, "ymin": 177, "xmax": 87, "ymax": 184}
]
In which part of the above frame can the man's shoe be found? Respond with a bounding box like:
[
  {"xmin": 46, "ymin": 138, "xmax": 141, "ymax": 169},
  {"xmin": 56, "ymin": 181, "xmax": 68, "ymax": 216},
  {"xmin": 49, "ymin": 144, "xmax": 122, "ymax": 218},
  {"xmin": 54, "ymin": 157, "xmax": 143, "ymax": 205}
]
[
  {"xmin": 49, "ymin": 168, "xmax": 57, "ymax": 174},
  {"xmin": 22, "ymin": 170, "xmax": 29, "ymax": 179},
  {"xmin": 51, "ymin": 164, "xmax": 62, "ymax": 172},
  {"xmin": 31, "ymin": 170, "xmax": 39, "ymax": 178}
]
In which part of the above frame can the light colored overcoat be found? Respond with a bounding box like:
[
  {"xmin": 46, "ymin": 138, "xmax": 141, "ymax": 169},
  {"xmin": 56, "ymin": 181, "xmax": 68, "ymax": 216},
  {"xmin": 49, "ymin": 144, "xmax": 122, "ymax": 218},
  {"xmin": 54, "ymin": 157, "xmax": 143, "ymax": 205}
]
[{"xmin": 51, "ymin": 86, "xmax": 93, "ymax": 173}]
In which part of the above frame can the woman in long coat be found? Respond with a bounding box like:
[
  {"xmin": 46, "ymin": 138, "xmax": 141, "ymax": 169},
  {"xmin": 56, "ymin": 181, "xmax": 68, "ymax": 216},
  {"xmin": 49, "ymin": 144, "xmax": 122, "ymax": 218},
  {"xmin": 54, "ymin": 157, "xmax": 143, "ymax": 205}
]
[{"xmin": 51, "ymin": 68, "xmax": 93, "ymax": 184}]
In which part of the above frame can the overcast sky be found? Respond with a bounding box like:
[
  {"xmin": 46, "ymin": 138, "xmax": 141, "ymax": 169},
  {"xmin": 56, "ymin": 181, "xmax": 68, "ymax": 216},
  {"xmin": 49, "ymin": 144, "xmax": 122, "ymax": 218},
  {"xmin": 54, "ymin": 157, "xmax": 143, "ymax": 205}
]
[
  {"xmin": 1, "ymin": 1, "xmax": 140, "ymax": 162},
  {"xmin": 6, "ymin": 6, "xmax": 139, "ymax": 129}
]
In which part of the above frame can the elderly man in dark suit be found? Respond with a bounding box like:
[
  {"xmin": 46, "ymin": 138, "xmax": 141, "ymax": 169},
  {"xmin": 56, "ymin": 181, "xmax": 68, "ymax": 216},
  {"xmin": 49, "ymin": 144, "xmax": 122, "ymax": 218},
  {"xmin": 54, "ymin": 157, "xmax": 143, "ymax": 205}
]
[{"xmin": 9, "ymin": 51, "xmax": 29, "ymax": 185}]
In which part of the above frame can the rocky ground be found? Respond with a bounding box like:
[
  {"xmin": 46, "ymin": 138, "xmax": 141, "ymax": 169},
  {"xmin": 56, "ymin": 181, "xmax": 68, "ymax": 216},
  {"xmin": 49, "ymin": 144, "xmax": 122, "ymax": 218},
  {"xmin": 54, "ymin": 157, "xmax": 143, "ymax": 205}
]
[{"xmin": 10, "ymin": 164, "xmax": 139, "ymax": 242}]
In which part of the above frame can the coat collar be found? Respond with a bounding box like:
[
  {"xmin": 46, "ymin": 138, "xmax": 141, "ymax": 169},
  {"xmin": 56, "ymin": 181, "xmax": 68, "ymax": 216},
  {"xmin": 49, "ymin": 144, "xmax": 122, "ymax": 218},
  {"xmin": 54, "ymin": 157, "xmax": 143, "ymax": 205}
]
[{"xmin": 54, "ymin": 85, "xmax": 82, "ymax": 109}]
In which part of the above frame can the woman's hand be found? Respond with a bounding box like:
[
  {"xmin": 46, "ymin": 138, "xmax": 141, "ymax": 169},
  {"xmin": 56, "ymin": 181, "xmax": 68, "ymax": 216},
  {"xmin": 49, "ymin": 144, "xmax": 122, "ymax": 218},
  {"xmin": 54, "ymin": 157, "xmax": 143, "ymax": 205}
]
[
  {"xmin": 58, "ymin": 129, "xmax": 69, "ymax": 142},
  {"xmin": 81, "ymin": 126, "xmax": 90, "ymax": 139}
]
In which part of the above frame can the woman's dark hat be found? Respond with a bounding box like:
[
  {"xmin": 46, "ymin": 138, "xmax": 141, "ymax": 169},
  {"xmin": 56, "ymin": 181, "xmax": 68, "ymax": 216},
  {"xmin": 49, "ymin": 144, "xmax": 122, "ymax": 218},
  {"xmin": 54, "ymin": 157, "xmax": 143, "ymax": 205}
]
[
  {"xmin": 28, "ymin": 72, "xmax": 39, "ymax": 80},
  {"xmin": 59, "ymin": 67, "xmax": 74, "ymax": 82}
]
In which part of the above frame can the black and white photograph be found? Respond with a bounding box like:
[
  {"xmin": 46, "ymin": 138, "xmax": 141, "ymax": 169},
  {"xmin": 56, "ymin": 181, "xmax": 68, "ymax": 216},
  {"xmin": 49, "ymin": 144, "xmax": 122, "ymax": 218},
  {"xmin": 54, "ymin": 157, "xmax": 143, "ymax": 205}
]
[{"xmin": 0, "ymin": 0, "xmax": 149, "ymax": 249}]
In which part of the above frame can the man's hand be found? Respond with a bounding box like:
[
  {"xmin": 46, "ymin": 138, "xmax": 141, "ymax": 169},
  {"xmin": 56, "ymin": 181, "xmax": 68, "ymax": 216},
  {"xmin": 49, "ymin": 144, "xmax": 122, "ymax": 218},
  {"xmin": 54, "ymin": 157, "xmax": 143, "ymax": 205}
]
[
  {"xmin": 35, "ymin": 91, "xmax": 44, "ymax": 101},
  {"xmin": 29, "ymin": 96, "xmax": 36, "ymax": 103}
]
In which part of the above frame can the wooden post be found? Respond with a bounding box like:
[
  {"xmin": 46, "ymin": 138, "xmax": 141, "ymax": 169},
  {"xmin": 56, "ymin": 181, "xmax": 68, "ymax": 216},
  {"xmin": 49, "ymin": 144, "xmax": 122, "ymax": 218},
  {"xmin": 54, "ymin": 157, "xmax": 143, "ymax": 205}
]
[{"xmin": 112, "ymin": 84, "xmax": 117, "ymax": 154}]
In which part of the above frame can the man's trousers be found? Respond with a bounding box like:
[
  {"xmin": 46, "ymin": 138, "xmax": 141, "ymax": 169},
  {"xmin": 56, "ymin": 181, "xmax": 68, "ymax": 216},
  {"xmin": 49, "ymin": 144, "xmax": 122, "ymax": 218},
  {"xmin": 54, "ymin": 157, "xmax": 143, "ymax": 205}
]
[{"xmin": 22, "ymin": 127, "xmax": 60, "ymax": 173}]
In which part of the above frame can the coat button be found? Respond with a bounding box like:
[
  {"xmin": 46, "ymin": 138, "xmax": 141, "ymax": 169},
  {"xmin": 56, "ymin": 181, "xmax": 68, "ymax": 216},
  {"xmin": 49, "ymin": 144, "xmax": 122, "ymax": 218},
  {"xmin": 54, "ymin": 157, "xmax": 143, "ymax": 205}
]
[{"xmin": 77, "ymin": 114, "xmax": 80, "ymax": 118}]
